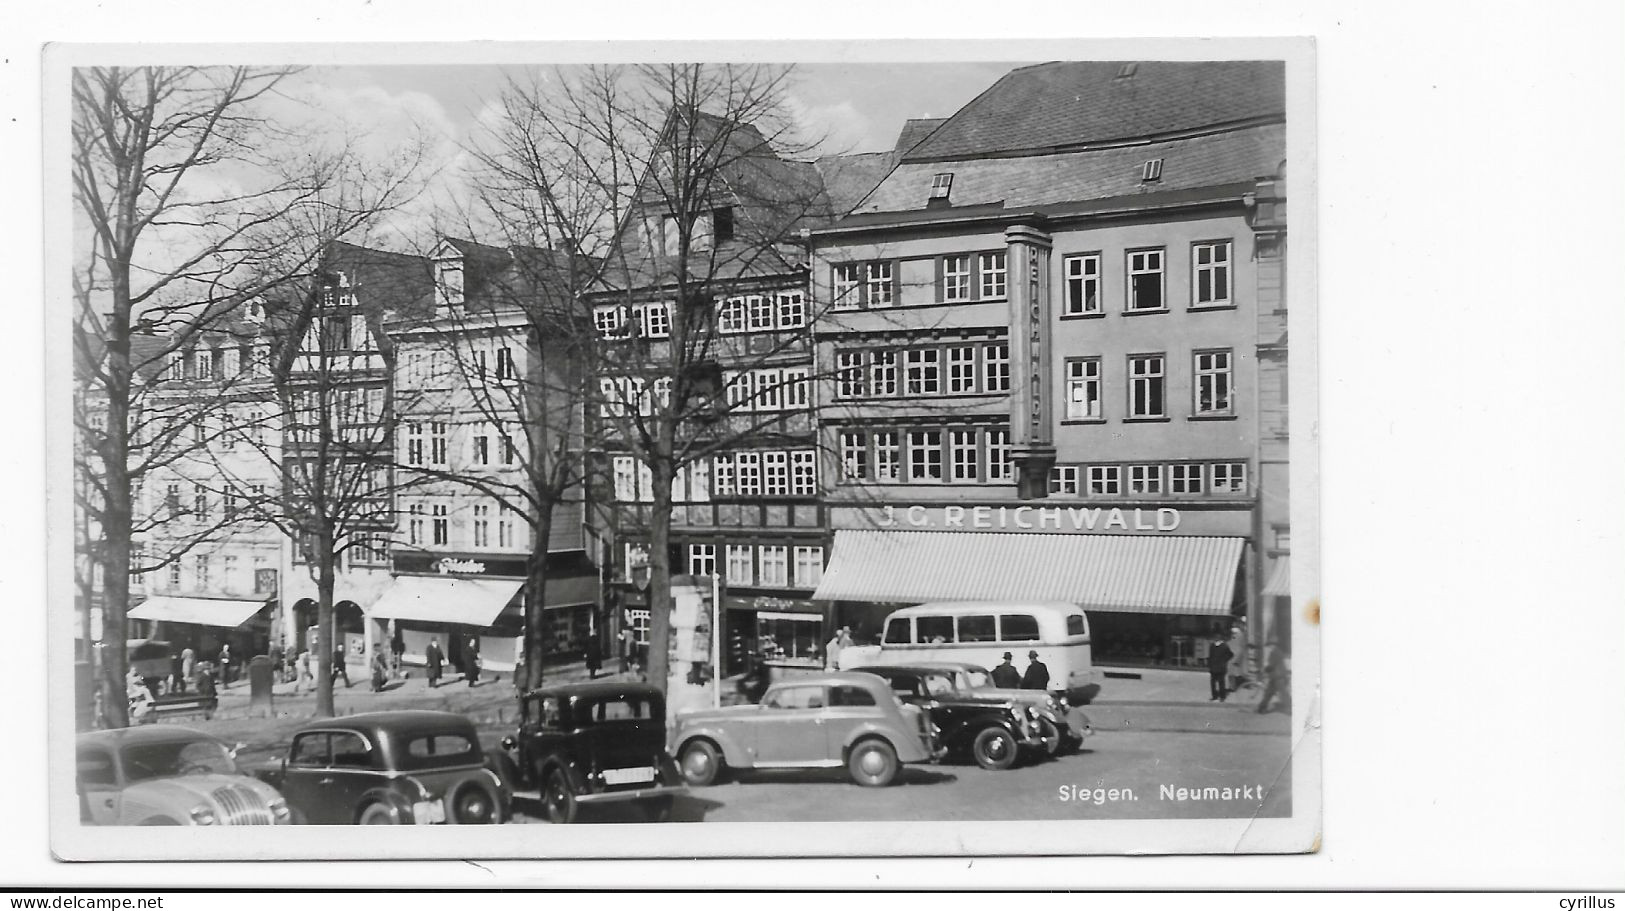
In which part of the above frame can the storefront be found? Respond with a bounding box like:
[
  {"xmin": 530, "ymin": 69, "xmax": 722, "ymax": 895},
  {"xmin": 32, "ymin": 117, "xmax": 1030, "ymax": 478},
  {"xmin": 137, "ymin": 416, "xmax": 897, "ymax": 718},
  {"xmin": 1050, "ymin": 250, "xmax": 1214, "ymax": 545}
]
[
  {"xmin": 127, "ymin": 595, "xmax": 275, "ymax": 668},
  {"xmin": 720, "ymin": 593, "xmax": 824, "ymax": 677},
  {"xmin": 380, "ymin": 551, "xmax": 600, "ymax": 674},
  {"xmin": 812, "ymin": 503, "xmax": 1252, "ymax": 669}
]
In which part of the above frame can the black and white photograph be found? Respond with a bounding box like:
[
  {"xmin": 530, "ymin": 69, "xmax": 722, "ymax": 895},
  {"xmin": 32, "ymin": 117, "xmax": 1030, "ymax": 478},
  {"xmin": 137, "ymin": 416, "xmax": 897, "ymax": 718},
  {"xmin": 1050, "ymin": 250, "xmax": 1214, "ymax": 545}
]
[{"xmin": 47, "ymin": 42, "xmax": 1320, "ymax": 859}]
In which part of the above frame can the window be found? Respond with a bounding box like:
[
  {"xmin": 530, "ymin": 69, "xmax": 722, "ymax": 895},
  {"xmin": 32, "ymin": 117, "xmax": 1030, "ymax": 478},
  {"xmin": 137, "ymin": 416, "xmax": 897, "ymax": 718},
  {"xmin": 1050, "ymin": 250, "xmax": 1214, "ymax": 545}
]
[
  {"xmin": 472, "ymin": 504, "xmax": 490, "ymax": 548},
  {"xmin": 791, "ymin": 450, "xmax": 818, "ymax": 495},
  {"xmin": 472, "ymin": 424, "xmax": 491, "ymax": 466},
  {"xmin": 758, "ymin": 546, "xmax": 789, "ymax": 587},
  {"xmin": 905, "ymin": 348, "xmax": 940, "ymax": 395},
  {"xmin": 1088, "ymin": 465, "xmax": 1122, "ymax": 496},
  {"xmin": 221, "ymin": 347, "xmax": 240, "ymax": 377},
  {"xmin": 747, "ymin": 295, "xmax": 774, "ymax": 332},
  {"xmin": 322, "ymin": 315, "xmax": 352, "ymax": 351},
  {"xmin": 1128, "ymin": 249, "xmax": 1165, "ymax": 311},
  {"xmin": 718, "ymin": 297, "xmax": 747, "ymax": 334},
  {"xmin": 712, "ymin": 454, "xmax": 736, "ymax": 496},
  {"xmin": 613, "ymin": 456, "xmax": 637, "ymax": 501},
  {"xmin": 723, "ymin": 371, "xmax": 752, "ymax": 411},
  {"xmin": 986, "ymin": 429, "xmax": 1012, "ymax": 482},
  {"xmin": 1129, "ymin": 464, "xmax": 1163, "ymax": 495},
  {"xmin": 946, "ymin": 346, "xmax": 978, "ymax": 394},
  {"xmin": 832, "ymin": 264, "xmax": 862, "ymax": 310},
  {"xmin": 502, "ymin": 433, "xmax": 519, "ymax": 466},
  {"xmin": 1212, "ymin": 461, "xmax": 1248, "ymax": 494},
  {"xmin": 734, "ymin": 452, "xmax": 762, "ymax": 496},
  {"xmin": 429, "ymin": 422, "xmax": 449, "ymax": 466},
  {"xmin": 1064, "ymin": 253, "xmax": 1102, "ymax": 315},
  {"xmin": 984, "ymin": 343, "xmax": 1010, "ymax": 393},
  {"xmin": 498, "ymin": 507, "xmax": 519, "ymax": 549},
  {"xmin": 496, "ymin": 347, "xmax": 516, "ymax": 381},
  {"xmin": 794, "ymin": 546, "xmax": 823, "ymax": 587},
  {"xmin": 1067, "ymin": 614, "xmax": 1088, "ymax": 637},
  {"xmin": 830, "ymin": 685, "xmax": 876, "ymax": 707},
  {"xmin": 1194, "ymin": 349, "xmax": 1234, "ymax": 415},
  {"xmin": 776, "ymin": 291, "xmax": 806, "ymax": 329},
  {"xmin": 600, "ymin": 377, "xmax": 630, "ymax": 418},
  {"xmin": 437, "ymin": 260, "xmax": 465, "ymax": 306},
  {"xmin": 168, "ymin": 562, "xmax": 182, "ymax": 588},
  {"xmin": 883, "ymin": 617, "xmax": 912, "ymax": 645},
  {"xmin": 165, "ymin": 483, "xmax": 182, "ymax": 516},
  {"xmin": 195, "ymin": 555, "xmax": 210, "ymax": 591},
  {"xmin": 1050, "ymin": 466, "xmax": 1080, "ymax": 495},
  {"xmin": 1142, "ymin": 158, "xmax": 1164, "ymax": 182},
  {"xmin": 405, "ymin": 422, "xmax": 425, "ymax": 465},
  {"xmin": 870, "ymin": 350, "xmax": 898, "ymax": 396},
  {"xmin": 726, "ymin": 545, "xmax": 754, "ymax": 586},
  {"xmin": 712, "ymin": 206, "xmax": 734, "ymax": 242},
  {"xmin": 254, "ymin": 568, "xmax": 276, "ymax": 595},
  {"xmin": 874, "ymin": 432, "xmax": 900, "ymax": 481},
  {"xmin": 978, "ymin": 252, "xmax": 1007, "ymax": 299},
  {"xmin": 1065, "ymin": 358, "xmax": 1102, "ymax": 420},
  {"xmin": 638, "ymin": 302, "xmax": 671, "ymax": 339},
  {"xmin": 1128, "ymin": 355, "xmax": 1166, "ymax": 418},
  {"xmin": 999, "ymin": 614, "xmax": 1041, "ymax": 641},
  {"xmin": 865, "ymin": 262, "xmax": 894, "ymax": 307},
  {"xmin": 780, "ymin": 367, "xmax": 810, "ymax": 410},
  {"xmin": 688, "ymin": 544, "xmax": 716, "ymax": 577},
  {"xmin": 222, "ymin": 491, "xmax": 237, "ymax": 521},
  {"xmin": 762, "ymin": 450, "xmax": 790, "ymax": 496},
  {"xmin": 1170, "ymin": 463, "xmax": 1204, "ymax": 495},
  {"xmin": 915, "ymin": 615, "xmax": 955, "ymax": 644},
  {"xmin": 764, "ymin": 685, "xmax": 824, "ymax": 711},
  {"xmin": 193, "ymin": 348, "xmax": 215, "ymax": 379},
  {"xmin": 949, "ymin": 429, "xmax": 979, "ymax": 483},
  {"xmin": 942, "ymin": 255, "xmax": 971, "ymax": 301},
  {"xmin": 193, "ymin": 488, "xmax": 209, "ymax": 522},
  {"xmin": 907, "ymin": 430, "xmax": 943, "ymax": 481},
  {"xmin": 432, "ymin": 504, "xmax": 449, "ymax": 545},
  {"xmin": 929, "ymin": 172, "xmax": 954, "ymax": 200},
  {"xmin": 1193, "ymin": 241, "xmax": 1231, "ymax": 307},
  {"xmin": 835, "ymin": 351, "xmax": 866, "ymax": 399},
  {"xmin": 407, "ymin": 503, "xmax": 425, "ymax": 545}
]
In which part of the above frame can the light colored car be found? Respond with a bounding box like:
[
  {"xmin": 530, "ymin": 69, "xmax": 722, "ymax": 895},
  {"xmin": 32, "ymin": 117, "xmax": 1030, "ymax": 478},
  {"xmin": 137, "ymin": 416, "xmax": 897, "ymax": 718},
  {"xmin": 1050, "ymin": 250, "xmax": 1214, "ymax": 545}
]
[
  {"xmin": 914, "ymin": 661, "xmax": 1094, "ymax": 755},
  {"xmin": 76, "ymin": 726, "xmax": 290, "ymax": 826},
  {"xmin": 670, "ymin": 671, "xmax": 942, "ymax": 788}
]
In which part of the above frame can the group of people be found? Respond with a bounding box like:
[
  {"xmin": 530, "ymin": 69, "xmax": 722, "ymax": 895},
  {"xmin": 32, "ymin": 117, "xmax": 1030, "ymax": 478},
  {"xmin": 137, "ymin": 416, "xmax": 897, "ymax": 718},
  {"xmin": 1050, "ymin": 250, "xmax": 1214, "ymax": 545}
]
[
  {"xmin": 991, "ymin": 650, "xmax": 1053, "ymax": 690},
  {"xmin": 1205, "ymin": 629, "xmax": 1291, "ymax": 711}
]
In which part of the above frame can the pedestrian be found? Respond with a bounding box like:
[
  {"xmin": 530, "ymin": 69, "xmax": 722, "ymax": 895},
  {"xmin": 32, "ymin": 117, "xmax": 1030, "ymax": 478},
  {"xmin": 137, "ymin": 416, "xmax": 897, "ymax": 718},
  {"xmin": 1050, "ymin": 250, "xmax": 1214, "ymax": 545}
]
[
  {"xmin": 390, "ymin": 627, "xmax": 405, "ymax": 677},
  {"xmin": 991, "ymin": 651, "xmax": 1022, "ymax": 688},
  {"xmin": 1021, "ymin": 650, "xmax": 1050, "ymax": 690},
  {"xmin": 620, "ymin": 628, "xmax": 635, "ymax": 674},
  {"xmin": 269, "ymin": 641, "xmax": 284, "ymax": 685},
  {"xmin": 465, "ymin": 636, "xmax": 481, "ymax": 687},
  {"xmin": 426, "ymin": 637, "xmax": 444, "ymax": 688},
  {"xmin": 217, "ymin": 643, "xmax": 232, "ymax": 689},
  {"xmin": 194, "ymin": 661, "xmax": 217, "ymax": 701},
  {"xmin": 370, "ymin": 651, "xmax": 389, "ymax": 693},
  {"xmin": 294, "ymin": 648, "xmax": 312, "ymax": 694},
  {"xmin": 585, "ymin": 634, "xmax": 602, "ymax": 680},
  {"xmin": 823, "ymin": 629, "xmax": 842, "ymax": 671},
  {"xmin": 1255, "ymin": 641, "xmax": 1290, "ymax": 714},
  {"xmin": 333, "ymin": 645, "xmax": 352, "ymax": 688},
  {"xmin": 1207, "ymin": 630, "xmax": 1235, "ymax": 702},
  {"xmin": 180, "ymin": 647, "xmax": 196, "ymax": 693}
]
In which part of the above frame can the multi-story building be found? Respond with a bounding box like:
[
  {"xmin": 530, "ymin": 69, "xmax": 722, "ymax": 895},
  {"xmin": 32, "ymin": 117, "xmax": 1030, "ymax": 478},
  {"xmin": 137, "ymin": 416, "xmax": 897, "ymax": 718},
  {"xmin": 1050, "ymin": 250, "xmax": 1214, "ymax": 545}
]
[
  {"xmin": 383, "ymin": 238, "xmax": 598, "ymax": 675},
  {"xmin": 808, "ymin": 61, "xmax": 1289, "ymax": 670}
]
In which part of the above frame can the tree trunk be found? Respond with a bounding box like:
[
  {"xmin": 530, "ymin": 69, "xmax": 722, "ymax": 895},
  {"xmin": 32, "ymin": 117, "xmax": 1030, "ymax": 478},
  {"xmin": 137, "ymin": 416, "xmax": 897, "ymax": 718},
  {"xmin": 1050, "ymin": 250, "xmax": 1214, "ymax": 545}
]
[
  {"xmin": 314, "ymin": 529, "xmax": 336, "ymax": 717},
  {"xmin": 645, "ymin": 464, "xmax": 674, "ymax": 695},
  {"xmin": 522, "ymin": 508, "xmax": 555, "ymax": 692},
  {"xmin": 96, "ymin": 309, "xmax": 135, "ymax": 729}
]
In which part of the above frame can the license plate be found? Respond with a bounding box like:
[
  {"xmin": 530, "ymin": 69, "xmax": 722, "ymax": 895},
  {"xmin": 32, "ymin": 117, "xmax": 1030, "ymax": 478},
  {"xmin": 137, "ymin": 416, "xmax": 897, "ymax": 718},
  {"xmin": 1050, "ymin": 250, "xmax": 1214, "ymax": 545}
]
[{"xmin": 602, "ymin": 766, "xmax": 655, "ymax": 785}]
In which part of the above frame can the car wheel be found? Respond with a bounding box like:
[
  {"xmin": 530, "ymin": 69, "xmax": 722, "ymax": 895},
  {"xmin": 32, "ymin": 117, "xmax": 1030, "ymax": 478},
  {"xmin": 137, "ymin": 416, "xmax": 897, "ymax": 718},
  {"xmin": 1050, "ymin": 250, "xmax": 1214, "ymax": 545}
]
[
  {"xmin": 847, "ymin": 738, "xmax": 899, "ymax": 787},
  {"xmin": 1036, "ymin": 717, "xmax": 1062, "ymax": 756},
  {"xmin": 678, "ymin": 740, "xmax": 723, "ymax": 787},
  {"xmin": 448, "ymin": 780, "xmax": 500, "ymax": 825},
  {"xmin": 972, "ymin": 726, "xmax": 1020, "ymax": 771},
  {"xmin": 542, "ymin": 769, "xmax": 578, "ymax": 825},
  {"xmin": 358, "ymin": 802, "xmax": 401, "ymax": 825},
  {"xmin": 486, "ymin": 747, "xmax": 523, "ymax": 791},
  {"xmin": 640, "ymin": 795, "xmax": 675, "ymax": 823}
]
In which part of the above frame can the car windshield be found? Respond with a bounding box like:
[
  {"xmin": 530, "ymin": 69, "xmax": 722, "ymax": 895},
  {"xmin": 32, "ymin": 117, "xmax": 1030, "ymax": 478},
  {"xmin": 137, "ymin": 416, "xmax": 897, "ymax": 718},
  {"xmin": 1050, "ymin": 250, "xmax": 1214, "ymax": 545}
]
[{"xmin": 121, "ymin": 738, "xmax": 238, "ymax": 782}]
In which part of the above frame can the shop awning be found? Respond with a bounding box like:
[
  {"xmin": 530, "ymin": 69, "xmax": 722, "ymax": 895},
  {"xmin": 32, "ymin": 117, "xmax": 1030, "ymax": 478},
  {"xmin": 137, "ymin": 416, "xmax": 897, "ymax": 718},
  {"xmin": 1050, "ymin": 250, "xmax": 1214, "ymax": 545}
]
[
  {"xmin": 1261, "ymin": 560, "xmax": 1291, "ymax": 598},
  {"xmin": 128, "ymin": 596, "xmax": 267, "ymax": 629},
  {"xmin": 812, "ymin": 530, "xmax": 1245, "ymax": 616},
  {"xmin": 367, "ymin": 576, "xmax": 524, "ymax": 626}
]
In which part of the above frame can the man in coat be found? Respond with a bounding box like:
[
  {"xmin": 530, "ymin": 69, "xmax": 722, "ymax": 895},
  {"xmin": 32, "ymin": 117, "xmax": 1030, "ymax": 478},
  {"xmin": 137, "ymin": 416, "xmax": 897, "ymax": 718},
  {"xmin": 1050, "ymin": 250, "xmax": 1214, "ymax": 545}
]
[
  {"xmin": 991, "ymin": 652, "xmax": 1022, "ymax": 688},
  {"xmin": 1208, "ymin": 631, "xmax": 1235, "ymax": 702},
  {"xmin": 585, "ymin": 634, "xmax": 602, "ymax": 680},
  {"xmin": 1255, "ymin": 641, "xmax": 1290, "ymax": 714},
  {"xmin": 1020, "ymin": 650, "xmax": 1050, "ymax": 690},
  {"xmin": 425, "ymin": 637, "xmax": 444, "ymax": 688},
  {"xmin": 465, "ymin": 636, "xmax": 481, "ymax": 687}
]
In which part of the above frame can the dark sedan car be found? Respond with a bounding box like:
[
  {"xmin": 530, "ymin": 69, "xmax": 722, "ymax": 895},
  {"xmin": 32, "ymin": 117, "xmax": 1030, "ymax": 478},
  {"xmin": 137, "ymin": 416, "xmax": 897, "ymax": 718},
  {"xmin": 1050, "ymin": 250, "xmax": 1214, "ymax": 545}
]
[
  {"xmin": 496, "ymin": 682, "xmax": 686, "ymax": 824},
  {"xmin": 853, "ymin": 665, "xmax": 1048, "ymax": 770},
  {"xmin": 257, "ymin": 710, "xmax": 508, "ymax": 825}
]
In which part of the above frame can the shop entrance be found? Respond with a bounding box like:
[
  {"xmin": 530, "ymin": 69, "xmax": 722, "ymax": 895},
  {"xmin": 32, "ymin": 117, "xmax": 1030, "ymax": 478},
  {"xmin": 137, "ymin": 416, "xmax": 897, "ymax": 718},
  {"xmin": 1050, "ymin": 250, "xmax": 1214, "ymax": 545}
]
[{"xmin": 1089, "ymin": 612, "xmax": 1241, "ymax": 668}]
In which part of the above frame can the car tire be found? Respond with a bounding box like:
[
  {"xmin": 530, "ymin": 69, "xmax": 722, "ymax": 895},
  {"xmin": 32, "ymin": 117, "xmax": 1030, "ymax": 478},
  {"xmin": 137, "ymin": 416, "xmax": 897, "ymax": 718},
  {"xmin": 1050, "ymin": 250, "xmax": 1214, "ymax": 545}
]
[
  {"xmin": 486, "ymin": 748, "xmax": 523, "ymax": 791},
  {"xmin": 358, "ymin": 802, "xmax": 401, "ymax": 825},
  {"xmin": 542, "ymin": 769, "xmax": 578, "ymax": 825},
  {"xmin": 1036, "ymin": 717, "xmax": 1062, "ymax": 756},
  {"xmin": 846, "ymin": 738, "xmax": 899, "ymax": 787},
  {"xmin": 447, "ymin": 779, "xmax": 501, "ymax": 825},
  {"xmin": 971, "ymin": 726, "xmax": 1020, "ymax": 771},
  {"xmin": 678, "ymin": 740, "xmax": 723, "ymax": 787},
  {"xmin": 640, "ymin": 796, "xmax": 676, "ymax": 823}
]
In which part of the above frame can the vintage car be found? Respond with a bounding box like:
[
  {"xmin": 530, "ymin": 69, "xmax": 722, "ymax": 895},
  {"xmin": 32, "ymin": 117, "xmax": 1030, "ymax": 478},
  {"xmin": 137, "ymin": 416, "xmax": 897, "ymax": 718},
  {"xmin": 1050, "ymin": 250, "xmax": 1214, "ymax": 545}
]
[
  {"xmin": 495, "ymin": 682, "xmax": 686, "ymax": 824},
  {"xmin": 669, "ymin": 671, "xmax": 942, "ymax": 788},
  {"xmin": 915, "ymin": 661, "xmax": 1094, "ymax": 755},
  {"xmin": 852, "ymin": 664, "xmax": 1049, "ymax": 770},
  {"xmin": 256, "ymin": 710, "xmax": 508, "ymax": 825},
  {"xmin": 76, "ymin": 726, "xmax": 290, "ymax": 826}
]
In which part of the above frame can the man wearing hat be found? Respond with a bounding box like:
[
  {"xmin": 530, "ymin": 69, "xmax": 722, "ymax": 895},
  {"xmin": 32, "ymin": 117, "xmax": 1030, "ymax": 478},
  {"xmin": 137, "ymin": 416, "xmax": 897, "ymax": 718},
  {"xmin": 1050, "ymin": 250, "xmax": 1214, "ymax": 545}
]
[
  {"xmin": 1020, "ymin": 650, "xmax": 1051, "ymax": 690},
  {"xmin": 991, "ymin": 651, "xmax": 1022, "ymax": 688}
]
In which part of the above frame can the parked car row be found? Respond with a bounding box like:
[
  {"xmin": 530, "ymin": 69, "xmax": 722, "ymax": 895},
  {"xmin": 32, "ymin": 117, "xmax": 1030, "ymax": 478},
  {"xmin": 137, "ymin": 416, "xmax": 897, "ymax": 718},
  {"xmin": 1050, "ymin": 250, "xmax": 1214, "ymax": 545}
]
[{"xmin": 76, "ymin": 666, "xmax": 1093, "ymax": 825}]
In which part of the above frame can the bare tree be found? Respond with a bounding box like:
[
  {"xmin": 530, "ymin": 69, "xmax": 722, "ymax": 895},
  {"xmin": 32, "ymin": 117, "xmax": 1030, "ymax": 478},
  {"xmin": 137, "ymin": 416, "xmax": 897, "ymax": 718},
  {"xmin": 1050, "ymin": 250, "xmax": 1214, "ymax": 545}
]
[{"xmin": 72, "ymin": 65, "xmax": 428, "ymax": 725}]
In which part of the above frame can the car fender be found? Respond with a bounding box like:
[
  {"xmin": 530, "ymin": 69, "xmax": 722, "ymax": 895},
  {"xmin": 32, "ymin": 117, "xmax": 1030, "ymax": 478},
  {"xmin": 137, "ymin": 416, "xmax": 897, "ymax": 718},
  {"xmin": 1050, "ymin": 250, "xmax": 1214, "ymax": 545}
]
[
  {"xmin": 535, "ymin": 751, "xmax": 588, "ymax": 793},
  {"xmin": 672, "ymin": 723, "xmax": 750, "ymax": 769},
  {"xmin": 355, "ymin": 786, "xmax": 415, "ymax": 824},
  {"xmin": 836, "ymin": 722, "xmax": 916, "ymax": 762}
]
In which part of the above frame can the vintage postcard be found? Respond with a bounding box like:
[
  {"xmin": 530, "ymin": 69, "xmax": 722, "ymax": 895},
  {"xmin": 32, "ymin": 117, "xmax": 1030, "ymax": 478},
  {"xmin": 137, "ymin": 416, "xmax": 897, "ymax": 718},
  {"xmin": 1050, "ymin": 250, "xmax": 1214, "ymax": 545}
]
[{"xmin": 47, "ymin": 37, "xmax": 1319, "ymax": 860}]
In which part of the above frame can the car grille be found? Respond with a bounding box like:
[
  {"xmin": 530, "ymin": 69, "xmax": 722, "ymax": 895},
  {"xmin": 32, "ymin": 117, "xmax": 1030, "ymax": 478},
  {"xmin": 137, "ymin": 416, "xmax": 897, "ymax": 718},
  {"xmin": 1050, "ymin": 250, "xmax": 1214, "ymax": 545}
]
[{"xmin": 211, "ymin": 784, "xmax": 275, "ymax": 826}]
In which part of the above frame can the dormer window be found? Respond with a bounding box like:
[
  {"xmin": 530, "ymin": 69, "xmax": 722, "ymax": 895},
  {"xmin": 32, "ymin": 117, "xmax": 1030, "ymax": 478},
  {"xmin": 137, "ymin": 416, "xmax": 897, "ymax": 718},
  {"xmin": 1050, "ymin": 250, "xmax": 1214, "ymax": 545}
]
[
  {"xmin": 1117, "ymin": 62, "xmax": 1139, "ymax": 79},
  {"xmin": 436, "ymin": 259, "xmax": 465, "ymax": 308},
  {"xmin": 929, "ymin": 173, "xmax": 954, "ymax": 201},
  {"xmin": 1142, "ymin": 158, "xmax": 1164, "ymax": 182},
  {"xmin": 712, "ymin": 207, "xmax": 734, "ymax": 243}
]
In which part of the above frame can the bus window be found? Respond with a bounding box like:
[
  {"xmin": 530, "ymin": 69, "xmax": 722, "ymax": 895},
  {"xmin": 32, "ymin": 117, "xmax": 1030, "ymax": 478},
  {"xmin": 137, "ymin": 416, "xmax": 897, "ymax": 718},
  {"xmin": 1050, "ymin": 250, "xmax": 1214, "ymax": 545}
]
[
  {"xmin": 883, "ymin": 617, "xmax": 913, "ymax": 645},
  {"xmin": 957, "ymin": 614, "xmax": 997, "ymax": 642},
  {"xmin": 999, "ymin": 614, "xmax": 1040, "ymax": 641},
  {"xmin": 915, "ymin": 615, "xmax": 955, "ymax": 644},
  {"xmin": 1066, "ymin": 614, "xmax": 1088, "ymax": 637}
]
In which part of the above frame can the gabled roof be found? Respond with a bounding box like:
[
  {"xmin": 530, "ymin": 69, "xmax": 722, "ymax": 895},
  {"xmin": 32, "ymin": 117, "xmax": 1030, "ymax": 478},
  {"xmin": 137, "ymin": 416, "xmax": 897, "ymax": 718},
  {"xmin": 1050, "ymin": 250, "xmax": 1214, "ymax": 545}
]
[
  {"xmin": 893, "ymin": 117, "xmax": 948, "ymax": 155},
  {"xmin": 813, "ymin": 151, "xmax": 897, "ymax": 217},
  {"xmin": 903, "ymin": 60, "xmax": 1285, "ymax": 162}
]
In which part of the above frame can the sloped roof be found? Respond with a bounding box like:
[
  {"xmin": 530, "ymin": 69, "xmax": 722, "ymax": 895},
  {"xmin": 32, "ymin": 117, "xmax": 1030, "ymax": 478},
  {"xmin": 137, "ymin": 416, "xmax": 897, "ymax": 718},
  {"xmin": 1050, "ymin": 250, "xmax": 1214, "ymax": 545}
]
[
  {"xmin": 813, "ymin": 151, "xmax": 897, "ymax": 217},
  {"xmin": 904, "ymin": 60, "xmax": 1285, "ymax": 162},
  {"xmin": 893, "ymin": 117, "xmax": 948, "ymax": 155}
]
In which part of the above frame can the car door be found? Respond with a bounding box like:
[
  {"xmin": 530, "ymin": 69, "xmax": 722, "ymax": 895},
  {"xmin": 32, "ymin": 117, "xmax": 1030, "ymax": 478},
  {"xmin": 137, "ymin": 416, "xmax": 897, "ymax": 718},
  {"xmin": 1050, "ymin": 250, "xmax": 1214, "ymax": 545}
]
[
  {"xmin": 754, "ymin": 685, "xmax": 831, "ymax": 764},
  {"xmin": 279, "ymin": 732, "xmax": 336, "ymax": 824},
  {"xmin": 75, "ymin": 745, "xmax": 121, "ymax": 825},
  {"xmin": 824, "ymin": 684, "xmax": 884, "ymax": 755},
  {"xmin": 323, "ymin": 730, "xmax": 380, "ymax": 821}
]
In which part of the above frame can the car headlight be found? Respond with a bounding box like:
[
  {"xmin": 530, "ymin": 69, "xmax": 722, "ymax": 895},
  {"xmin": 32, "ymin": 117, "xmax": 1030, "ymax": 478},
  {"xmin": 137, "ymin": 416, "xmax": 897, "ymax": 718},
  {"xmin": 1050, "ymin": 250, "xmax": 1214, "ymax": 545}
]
[
  {"xmin": 189, "ymin": 804, "xmax": 217, "ymax": 825},
  {"xmin": 269, "ymin": 798, "xmax": 290, "ymax": 822}
]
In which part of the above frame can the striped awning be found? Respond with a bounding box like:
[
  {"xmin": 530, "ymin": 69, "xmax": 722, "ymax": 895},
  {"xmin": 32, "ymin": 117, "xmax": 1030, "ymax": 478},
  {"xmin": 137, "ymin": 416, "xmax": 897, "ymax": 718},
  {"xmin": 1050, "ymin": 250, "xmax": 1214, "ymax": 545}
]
[
  {"xmin": 368, "ymin": 576, "xmax": 523, "ymax": 626},
  {"xmin": 812, "ymin": 530, "xmax": 1245, "ymax": 616},
  {"xmin": 1261, "ymin": 559, "xmax": 1291, "ymax": 598},
  {"xmin": 129, "ymin": 596, "xmax": 267, "ymax": 629}
]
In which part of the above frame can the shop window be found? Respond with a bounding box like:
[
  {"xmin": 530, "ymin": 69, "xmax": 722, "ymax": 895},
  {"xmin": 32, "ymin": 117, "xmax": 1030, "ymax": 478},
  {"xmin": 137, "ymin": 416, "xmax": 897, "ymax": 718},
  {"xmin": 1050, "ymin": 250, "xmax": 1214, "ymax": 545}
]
[
  {"xmin": 957, "ymin": 614, "xmax": 997, "ymax": 643},
  {"xmin": 999, "ymin": 614, "xmax": 1041, "ymax": 641},
  {"xmin": 915, "ymin": 615, "xmax": 955, "ymax": 644}
]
